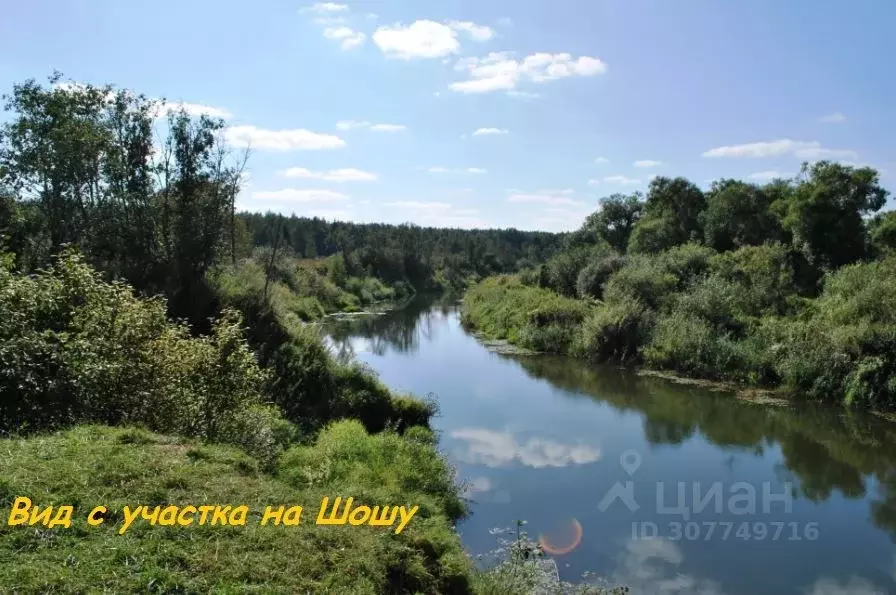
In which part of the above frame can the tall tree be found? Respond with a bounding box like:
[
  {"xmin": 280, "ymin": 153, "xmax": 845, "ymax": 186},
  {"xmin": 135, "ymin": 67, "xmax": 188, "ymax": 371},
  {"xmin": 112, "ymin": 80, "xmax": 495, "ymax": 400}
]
[
  {"xmin": 700, "ymin": 179, "xmax": 782, "ymax": 251},
  {"xmin": 775, "ymin": 161, "xmax": 888, "ymax": 270}
]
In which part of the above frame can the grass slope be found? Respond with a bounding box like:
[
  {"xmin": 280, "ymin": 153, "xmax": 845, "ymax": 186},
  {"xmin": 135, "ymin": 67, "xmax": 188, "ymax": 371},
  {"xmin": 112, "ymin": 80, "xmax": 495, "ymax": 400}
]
[{"xmin": 0, "ymin": 424, "xmax": 471, "ymax": 594}]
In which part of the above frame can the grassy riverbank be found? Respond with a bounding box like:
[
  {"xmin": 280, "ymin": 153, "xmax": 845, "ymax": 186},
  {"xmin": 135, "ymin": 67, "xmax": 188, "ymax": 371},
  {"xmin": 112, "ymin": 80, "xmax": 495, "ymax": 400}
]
[
  {"xmin": 0, "ymin": 424, "xmax": 470, "ymax": 593},
  {"xmin": 462, "ymin": 249, "xmax": 896, "ymax": 410}
]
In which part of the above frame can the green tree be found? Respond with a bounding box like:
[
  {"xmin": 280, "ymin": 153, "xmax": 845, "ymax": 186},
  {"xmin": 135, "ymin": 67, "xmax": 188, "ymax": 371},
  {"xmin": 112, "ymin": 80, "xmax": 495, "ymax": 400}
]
[
  {"xmin": 628, "ymin": 177, "xmax": 706, "ymax": 253},
  {"xmin": 700, "ymin": 179, "xmax": 782, "ymax": 251},
  {"xmin": 869, "ymin": 211, "xmax": 896, "ymax": 257},
  {"xmin": 575, "ymin": 193, "xmax": 643, "ymax": 252},
  {"xmin": 775, "ymin": 161, "xmax": 888, "ymax": 270}
]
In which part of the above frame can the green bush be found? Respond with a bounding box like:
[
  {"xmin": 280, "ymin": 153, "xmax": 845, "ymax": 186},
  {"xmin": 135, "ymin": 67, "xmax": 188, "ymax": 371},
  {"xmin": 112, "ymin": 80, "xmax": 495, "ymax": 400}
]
[
  {"xmin": 576, "ymin": 253, "xmax": 626, "ymax": 299},
  {"xmin": 602, "ymin": 255, "xmax": 678, "ymax": 310},
  {"xmin": 462, "ymin": 276, "xmax": 591, "ymax": 353},
  {"xmin": 576, "ymin": 299, "xmax": 653, "ymax": 363},
  {"xmin": 0, "ymin": 251, "xmax": 290, "ymax": 459},
  {"xmin": 644, "ymin": 311, "xmax": 748, "ymax": 379}
]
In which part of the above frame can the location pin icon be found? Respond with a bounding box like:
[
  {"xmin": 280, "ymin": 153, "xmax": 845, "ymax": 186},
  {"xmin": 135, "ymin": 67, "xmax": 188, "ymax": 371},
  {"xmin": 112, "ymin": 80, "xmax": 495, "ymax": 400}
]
[{"xmin": 620, "ymin": 449, "xmax": 642, "ymax": 476}]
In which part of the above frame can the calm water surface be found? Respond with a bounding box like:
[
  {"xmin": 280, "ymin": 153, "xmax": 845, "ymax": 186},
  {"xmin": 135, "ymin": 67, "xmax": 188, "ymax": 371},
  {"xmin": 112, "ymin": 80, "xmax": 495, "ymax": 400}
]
[{"xmin": 326, "ymin": 296, "xmax": 896, "ymax": 594}]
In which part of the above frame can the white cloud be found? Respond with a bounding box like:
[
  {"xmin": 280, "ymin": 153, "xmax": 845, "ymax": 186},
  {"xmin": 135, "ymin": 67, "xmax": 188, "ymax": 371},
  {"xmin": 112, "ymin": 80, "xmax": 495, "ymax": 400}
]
[
  {"xmin": 337, "ymin": 120, "xmax": 406, "ymax": 132},
  {"xmin": 609, "ymin": 539, "xmax": 727, "ymax": 595},
  {"xmin": 450, "ymin": 51, "xmax": 607, "ymax": 94},
  {"xmin": 302, "ymin": 2, "xmax": 348, "ymax": 13},
  {"xmin": 466, "ymin": 167, "xmax": 487, "ymax": 174},
  {"xmin": 54, "ymin": 82, "xmax": 232, "ymax": 121},
  {"xmin": 450, "ymin": 427, "xmax": 600, "ymax": 468},
  {"xmin": 819, "ymin": 112, "xmax": 847, "ymax": 123},
  {"xmin": 373, "ymin": 20, "xmax": 461, "ymax": 59},
  {"xmin": 224, "ymin": 125, "xmax": 345, "ymax": 151},
  {"xmin": 447, "ymin": 20, "xmax": 495, "ymax": 41},
  {"xmin": 703, "ymin": 139, "xmax": 811, "ymax": 158},
  {"xmin": 508, "ymin": 192, "xmax": 583, "ymax": 207},
  {"xmin": 702, "ymin": 138, "xmax": 858, "ymax": 161},
  {"xmin": 807, "ymin": 577, "xmax": 886, "ymax": 595},
  {"xmin": 250, "ymin": 189, "xmax": 349, "ymax": 202},
  {"xmin": 154, "ymin": 101, "xmax": 233, "ymax": 120},
  {"xmin": 336, "ymin": 120, "xmax": 370, "ymax": 130},
  {"xmin": 594, "ymin": 156, "xmax": 609, "ymax": 164},
  {"xmin": 633, "ymin": 159, "xmax": 663, "ymax": 168},
  {"xmin": 323, "ymin": 26, "xmax": 366, "ymax": 49},
  {"xmin": 749, "ymin": 170, "xmax": 791, "ymax": 181},
  {"xmin": 281, "ymin": 167, "xmax": 377, "ymax": 182},
  {"xmin": 603, "ymin": 175, "xmax": 641, "ymax": 185},
  {"xmin": 472, "ymin": 127, "xmax": 509, "ymax": 136},
  {"xmin": 369, "ymin": 123, "xmax": 406, "ymax": 132},
  {"xmin": 588, "ymin": 179, "xmax": 601, "ymax": 186}
]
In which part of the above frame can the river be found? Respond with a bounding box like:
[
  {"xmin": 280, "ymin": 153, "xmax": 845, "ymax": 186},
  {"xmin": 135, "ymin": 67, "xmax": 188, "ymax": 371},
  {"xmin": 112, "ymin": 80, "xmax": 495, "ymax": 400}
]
[{"xmin": 325, "ymin": 296, "xmax": 896, "ymax": 594}]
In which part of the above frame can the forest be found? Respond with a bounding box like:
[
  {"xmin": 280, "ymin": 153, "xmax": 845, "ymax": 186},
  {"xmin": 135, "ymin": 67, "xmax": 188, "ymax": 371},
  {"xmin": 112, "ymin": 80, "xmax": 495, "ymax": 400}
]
[
  {"xmin": 0, "ymin": 75, "xmax": 584, "ymax": 593},
  {"xmin": 462, "ymin": 167, "xmax": 896, "ymax": 409}
]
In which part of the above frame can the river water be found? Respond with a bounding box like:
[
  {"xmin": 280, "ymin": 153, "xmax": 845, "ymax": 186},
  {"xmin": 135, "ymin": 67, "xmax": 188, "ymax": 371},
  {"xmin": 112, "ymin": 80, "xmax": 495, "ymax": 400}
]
[{"xmin": 326, "ymin": 296, "xmax": 896, "ymax": 594}]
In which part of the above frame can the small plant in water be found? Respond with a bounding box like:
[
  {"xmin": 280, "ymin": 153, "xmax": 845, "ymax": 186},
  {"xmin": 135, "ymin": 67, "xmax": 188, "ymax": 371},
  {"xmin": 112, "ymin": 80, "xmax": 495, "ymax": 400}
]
[{"xmin": 474, "ymin": 520, "xmax": 629, "ymax": 594}]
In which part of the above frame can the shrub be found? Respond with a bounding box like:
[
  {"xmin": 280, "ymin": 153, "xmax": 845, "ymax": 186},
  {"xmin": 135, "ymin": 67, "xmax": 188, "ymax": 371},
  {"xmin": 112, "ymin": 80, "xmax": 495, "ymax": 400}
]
[
  {"xmin": 602, "ymin": 255, "xmax": 678, "ymax": 310},
  {"xmin": 576, "ymin": 253, "xmax": 626, "ymax": 299},
  {"xmin": 709, "ymin": 242, "xmax": 801, "ymax": 315},
  {"xmin": 0, "ymin": 251, "xmax": 290, "ymax": 458},
  {"xmin": 576, "ymin": 299, "xmax": 653, "ymax": 363},
  {"xmin": 628, "ymin": 214, "xmax": 683, "ymax": 254},
  {"xmin": 643, "ymin": 311, "xmax": 745, "ymax": 379}
]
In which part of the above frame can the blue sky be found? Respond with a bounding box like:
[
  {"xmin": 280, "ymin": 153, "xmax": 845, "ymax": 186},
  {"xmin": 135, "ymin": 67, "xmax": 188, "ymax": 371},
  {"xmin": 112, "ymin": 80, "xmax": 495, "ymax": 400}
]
[{"xmin": 1, "ymin": 0, "xmax": 894, "ymax": 231}]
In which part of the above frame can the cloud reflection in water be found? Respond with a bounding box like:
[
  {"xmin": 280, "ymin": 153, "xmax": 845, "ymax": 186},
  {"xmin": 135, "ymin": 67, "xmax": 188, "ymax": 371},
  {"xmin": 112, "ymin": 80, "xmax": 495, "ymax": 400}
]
[{"xmin": 450, "ymin": 427, "xmax": 601, "ymax": 468}]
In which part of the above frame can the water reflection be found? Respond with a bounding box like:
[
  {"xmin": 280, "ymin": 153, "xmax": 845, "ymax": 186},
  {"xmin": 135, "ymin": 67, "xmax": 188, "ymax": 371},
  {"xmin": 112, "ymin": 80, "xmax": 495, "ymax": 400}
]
[
  {"xmin": 325, "ymin": 297, "xmax": 896, "ymax": 592},
  {"xmin": 325, "ymin": 293, "xmax": 459, "ymax": 357},
  {"xmin": 508, "ymin": 354, "xmax": 896, "ymax": 541},
  {"xmin": 608, "ymin": 538, "xmax": 888, "ymax": 594},
  {"xmin": 450, "ymin": 427, "xmax": 601, "ymax": 468}
]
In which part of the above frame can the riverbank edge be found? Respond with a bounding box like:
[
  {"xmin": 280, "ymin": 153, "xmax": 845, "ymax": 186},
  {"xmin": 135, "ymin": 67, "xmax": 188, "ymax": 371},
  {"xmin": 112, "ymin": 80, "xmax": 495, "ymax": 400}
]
[{"xmin": 461, "ymin": 311, "xmax": 896, "ymax": 421}]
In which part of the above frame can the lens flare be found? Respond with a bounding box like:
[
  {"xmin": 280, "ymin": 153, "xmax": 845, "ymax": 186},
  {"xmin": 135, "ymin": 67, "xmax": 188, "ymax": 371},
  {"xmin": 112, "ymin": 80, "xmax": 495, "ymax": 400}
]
[{"xmin": 538, "ymin": 518, "xmax": 583, "ymax": 555}]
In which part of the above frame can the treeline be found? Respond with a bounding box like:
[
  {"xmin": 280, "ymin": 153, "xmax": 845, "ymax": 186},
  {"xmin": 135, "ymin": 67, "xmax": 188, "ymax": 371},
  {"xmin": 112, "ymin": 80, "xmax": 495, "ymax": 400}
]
[
  {"xmin": 238, "ymin": 212, "xmax": 563, "ymax": 290},
  {"xmin": 463, "ymin": 163, "xmax": 896, "ymax": 409}
]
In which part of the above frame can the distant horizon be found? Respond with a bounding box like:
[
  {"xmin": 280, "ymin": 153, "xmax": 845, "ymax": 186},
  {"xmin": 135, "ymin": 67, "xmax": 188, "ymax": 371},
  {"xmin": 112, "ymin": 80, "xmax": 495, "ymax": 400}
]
[{"xmin": 2, "ymin": 0, "xmax": 893, "ymax": 231}]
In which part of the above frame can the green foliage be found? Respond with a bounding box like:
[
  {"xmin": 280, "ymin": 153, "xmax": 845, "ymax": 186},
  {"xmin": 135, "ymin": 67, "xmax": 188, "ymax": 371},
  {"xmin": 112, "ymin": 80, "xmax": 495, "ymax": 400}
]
[
  {"xmin": 768, "ymin": 258, "xmax": 896, "ymax": 408},
  {"xmin": 601, "ymin": 254, "xmax": 678, "ymax": 310},
  {"xmin": 0, "ymin": 424, "xmax": 472, "ymax": 593},
  {"xmin": 775, "ymin": 161, "xmax": 888, "ymax": 270},
  {"xmin": 0, "ymin": 251, "xmax": 292, "ymax": 465},
  {"xmin": 701, "ymin": 179, "xmax": 782, "ymax": 251},
  {"xmin": 543, "ymin": 243, "xmax": 613, "ymax": 297},
  {"xmin": 0, "ymin": 73, "xmax": 245, "ymax": 307},
  {"xmin": 241, "ymin": 214, "xmax": 563, "ymax": 293},
  {"xmin": 576, "ymin": 299, "xmax": 653, "ymax": 363},
  {"xmin": 576, "ymin": 253, "xmax": 626, "ymax": 299},
  {"xmin": 462, "ymin": 276, "xmax": 591, "ymax": 353},
  {"xmin": 629, "ymin": 177, "xmax": 706, "ymax": 253},
  {"xmin": 567, "ymin": 193, "xmax": 643, "ymax": 253},
  {"xmin": 472, "ymin": 520, "xmax": 627, "ymax": 594},
  {"xmin": 869, "ymin": 211, "xmax": 896, "ymax": 257},
  {"xmin": 627, "ymin": 215, "xmax": 681, "ymax": 254}
]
